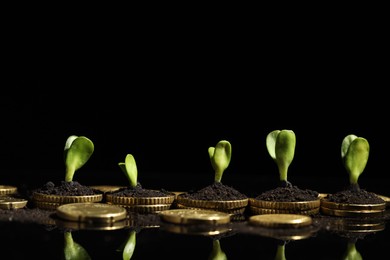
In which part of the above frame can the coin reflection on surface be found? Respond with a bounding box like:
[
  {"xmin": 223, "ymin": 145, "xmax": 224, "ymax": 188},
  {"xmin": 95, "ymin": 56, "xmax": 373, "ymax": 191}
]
[
  {"xmin": 161, "ymin": 222, "xmax": 233, "ymax": 236},
  {"xmin": 55, "ymin": 218, "xmax": 128, "ymax": 231},
  {"xmin": 249, "ymin": 214, "xmax": 313, "ymax": 228},
  {"xmin": 159, "ymin": 209, "xmax": 231, "ymax": 225}
]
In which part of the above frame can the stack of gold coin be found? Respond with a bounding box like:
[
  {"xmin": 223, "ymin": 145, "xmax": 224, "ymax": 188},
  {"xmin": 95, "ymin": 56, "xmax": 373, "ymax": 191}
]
[
  {"xmin": 0, "ymin": 185, "xmax": 18, "ymax": 196},
  {"xmin": 249, "ymin": 198, "xmax": 321, "ymax": 215},
  {"xmin": 320, "ymin": 198, "xmax": 386, "ymax": 217},
  {"xmin": 175, "ymin": 196, "xmax": 248, "ymax": 215},
  {"xmin": 105, "ymin": 191, "xmax": 176, "ymax": 214},
  {"xmin": 33, "ymin": 193, "xmax": 104, "ymax": 210}
]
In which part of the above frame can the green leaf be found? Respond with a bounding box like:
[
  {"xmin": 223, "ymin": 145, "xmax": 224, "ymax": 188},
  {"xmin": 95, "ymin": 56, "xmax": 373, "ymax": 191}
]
[
  {"xmin": 63, "ymin": 232, "xmax": 91, "ymax": 260},
  {"xmin": 209, "ymin": 140, "xmax": 232, "ymax": 182},
  {"xmin": 266, "ymin": 130, "xmax": 280, "ymax": 160},
  {"xmin": 119, "ymin": 154, "xmax": 138, "ymax": 187},
  {"xmin": 342, "ymin": 135, "xmax": 369, "ymax": 185},
  {"xmin": 64, "ymin": 136, "xmax": 94, "ymax": 182}
]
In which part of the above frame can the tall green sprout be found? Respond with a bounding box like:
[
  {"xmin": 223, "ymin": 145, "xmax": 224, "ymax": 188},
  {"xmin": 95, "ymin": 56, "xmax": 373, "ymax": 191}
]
[
  {"xmin": 64, "ymin": 135, "xmax": 94, "ymax": 182},
  {"xmin": 209, "ymin": 140, "xmax": 232, "ymax": 183},
  {"xmin": 341, "ymin": 134, "xmax": 369, "ymax": 191},
  {"xmin": 266, "ymin": 130, "xmax": 296, "ymax": 187},
  {"xmin": 118, "ymin": 154, "xmax": 138, "ymax": 188}
]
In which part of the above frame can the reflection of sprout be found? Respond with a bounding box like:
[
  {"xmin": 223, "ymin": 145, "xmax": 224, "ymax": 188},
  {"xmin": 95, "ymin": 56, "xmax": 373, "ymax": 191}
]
[
  {"xmin": 208, "ymin": 240, "xmax": 227, "ymax": 260},
  {"xmin": 118, "ymin": 154, "xmax": 138, "ymax": 188},
  {"xmin": 274, "ymin": 244, "xmax": 286, "ymax": 260},
  {"xmin": 209, "ymin": 140, "xmax": 232, "ymax": 183},
  {"xmin": 342, "ymin": 242, "xmax": 362, "ymax": 260},
  {"xmin": 64, "ymin": 135, "xmax": 94, "ymax": 182},
  {"xmin": 341, "ymin": 134, "xmax": 369, "ymax": 191},
  {"xmin": 122, "ymin": 230, "xmax": 136, "ymax": 260},
  {"xmin": 63, "ymin": 231, "xmax": 91, "ymax": 260},
  {"xmin": 266, "ymin": 130, "xmax": 296, "ymax": 187}
]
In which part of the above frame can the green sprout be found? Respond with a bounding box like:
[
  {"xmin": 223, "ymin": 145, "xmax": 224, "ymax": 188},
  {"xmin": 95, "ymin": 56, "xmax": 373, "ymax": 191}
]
[
  {"xmin": 63, "ymin": 231, "xmax": 91, "ymax": 260},
  {"xmin": 274, "ymin": 243, "xmax": 286, "ymax": 260},
  {"xmin": 342, "ymin": 242, "xmax": 362, "ymax": 260},
  {"xmin": 122, "ymin": 230, "xmax": 136, "ymax": 260},
  {"xmin": 64, "ymin": 135, "xmax": 94, "ymax": 182},
  {"xmin": 118, "ymin": 154, "xmax": 138, "ymax": 188},
  {"xmin": 341, "ymin": 134, "xmax": 369, "ymax": 191},
  {"xmin": 209, "ymin": 140, "xmax": 232, "ymax": 183},
  {"xmin": 266, "ymin": 130, "xmax": 296, "ymax": 187},
  {"xmin": 208, "ymin": 240, "xmax": 227, "ymax": 260}
]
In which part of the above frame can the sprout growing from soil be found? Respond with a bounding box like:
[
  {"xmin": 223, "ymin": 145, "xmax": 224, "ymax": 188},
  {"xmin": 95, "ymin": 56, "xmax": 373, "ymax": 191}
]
[
  {"xmin": 209, "ymin": 140, "xmax": 232, "ymax": 183},
  {"xmin": 118, "ymin": 154, "xmax": 138, "ymax": 188},
  {"xmin": 63, "ymin": 231, "xmax": 91, "ymax": 260},
  {"xmin": 266, "ymin": 130, "xmax": 296, "ymax": 188},
  {"xmin": 341, "ymin": 134, "xmax": 369, "ymax": 191},
  {"xmin": 64, "ymin": 135, "xmax": 94, "ymax": 182}
]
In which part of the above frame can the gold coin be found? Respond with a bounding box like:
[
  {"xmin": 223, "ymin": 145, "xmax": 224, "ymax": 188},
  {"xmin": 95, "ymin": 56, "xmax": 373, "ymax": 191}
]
[
  {"xmin": 376, "ymin": 194, "xmax": 390, "ymax": 207},
  {"xmin": 175, "ymin": 203, "xmax": 246, "ymax": 215},
  {"xmin": 0, "ymin": 196, "xmax": 28, "ymax": 209},
  {"xmin": 56, "ymin": 202, "xmax": 127, "ymax": 223},
  {"xmin": 249, "ymin": 198, "xmax": 320, "ymax": 210},
  {"xmin": 320, "ymin": 206, "xmax": 385, "ymax": 217},
  {"xmin": 176, "ymin": 196, "xmax": 248, "ymax": 210},
  {"xmin": 249, "ymin": 206, "xmax": 319, "ymax": 216},
  {"xmin": 321, "ymin": 198, "xmax": 386, "ymax": 211},
  {"xmin": 33, "ymin": 192, "xmax": 103, "ymax": 203},
  {"xmin": 249, "ymin": 214, "xmax": 313, "ymax": 228},
  {"xmin": 89, "ymin": 185, "xmax": 126, "ymax": 193},
  {"xmin": 0, "ymin": 185, "xmax": 18, "ymax": 195},
  {"xmin": 106, "ymin": 193, "xmax": 175, "ymax": 205},
  {"xmin": 159, "ymin": 208, "xmax": 231, "ymax": 225}
]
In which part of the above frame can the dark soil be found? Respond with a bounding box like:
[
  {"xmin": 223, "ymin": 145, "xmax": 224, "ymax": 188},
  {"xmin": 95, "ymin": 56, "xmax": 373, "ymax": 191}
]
[
  {"xmin": 33, "ymin": 181, "xmax": 103, "ymax": 196},
  {"xmin": 179, "ymin": 182, "xmax": 247, "ymax": 201},
  {"xmin": 325, "ymin": 188, "xmax": 385, "ymax": 204},
  {"xmin": 107, "ymin": 183, "xmax": 173, "ymax": 197},
  {"xmin": 254, "ymin": 185, "xmax": 319, "ymax": 202}
]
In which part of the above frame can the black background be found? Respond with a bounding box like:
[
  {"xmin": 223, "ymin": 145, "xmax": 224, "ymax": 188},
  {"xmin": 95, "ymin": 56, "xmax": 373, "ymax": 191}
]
[{"xmin": 2, "ymin": 9, "xmax": 388, "ymax": 195}]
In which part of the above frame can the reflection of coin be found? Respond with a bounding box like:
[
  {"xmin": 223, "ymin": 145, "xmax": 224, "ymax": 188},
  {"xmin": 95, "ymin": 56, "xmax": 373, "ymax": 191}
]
[
  {"xmin": 33, "ymin": 192, "xmax": 103, "ymax": 203},
  {"xmin": 0, "ymin": 185, "xmax": 18, "ymax": 195},
  {"xmin": 321, "ymin": 199, "xmax": 386, "ymax": 210},
  {"xmin": 320, "ymin": 206, "xmax": 384, "ymax": 217},
  {"xmin": 106, "ymin": 194, "xmax": 175, "ymax": 205},
  {"xmin": 161, "ymin": 222, "xmax": 232, "ymax": 236},
  {"xmin": 115, "ymin": 203, "xmax": 172, "ymax": 213},
  {"xmin": 249, "ymin": 214, "xmax": 313, "ymax": 228},
  {"xmin": 250, "ymin": 206, "xmax": 319, "ymax": 216},
  {"xmin": 176, "ymin": 196, "xmax": 248, "ymax": 210},
  {"xmin": 0, "ymin": 196, "xmax": 28, "ymax": 209},
  {"xmin": 90, "ymin": 185, "xmax": 125, "ymax": 193},
  {"xmin": 56, "ymin": 203, "xmax": 127, "ymax": 223},
  {"xmin": 159, "ymin": 209, "xmax": 231, "ymax": 225},
  {"xmin": 175, "ymin": 203, "xmax": 246, "ymax": 215},
  {"xmin": 55, "ymin": 218, "xmax": 128, "ymax": 231},
  {"xmin": 249, "ymin": 198, "xmax": 320, "ymax": 210}
]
